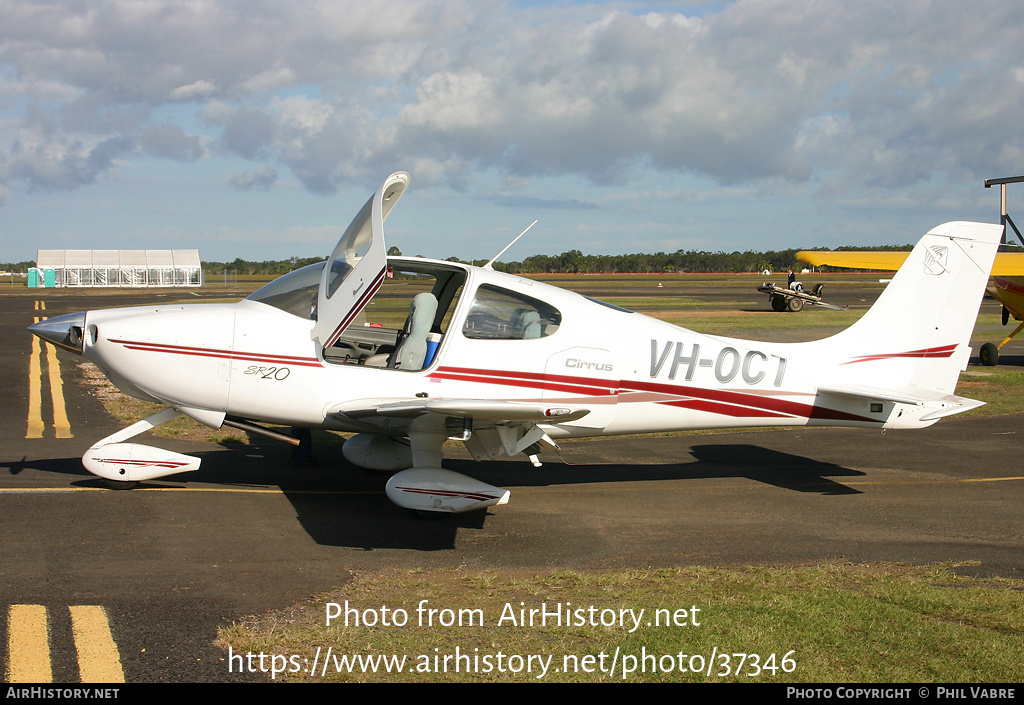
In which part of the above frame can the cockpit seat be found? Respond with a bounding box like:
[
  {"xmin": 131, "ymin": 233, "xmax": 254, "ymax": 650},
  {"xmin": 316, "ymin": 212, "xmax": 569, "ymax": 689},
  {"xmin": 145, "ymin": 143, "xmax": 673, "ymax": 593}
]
[
  {"xmin": 520, "ymin": 311, "xmax": 541, "ymax": 339},
  {"xmin": 386, "ymin": 292, "xmax": 438, "ymax": 370}
]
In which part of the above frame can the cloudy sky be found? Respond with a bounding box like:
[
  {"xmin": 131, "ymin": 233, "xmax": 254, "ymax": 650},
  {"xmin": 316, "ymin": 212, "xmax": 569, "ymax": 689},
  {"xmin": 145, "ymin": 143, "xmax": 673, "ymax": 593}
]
[{"xmin": 1, "ymin": 0, "xmax": 1022, "ymax": 264}]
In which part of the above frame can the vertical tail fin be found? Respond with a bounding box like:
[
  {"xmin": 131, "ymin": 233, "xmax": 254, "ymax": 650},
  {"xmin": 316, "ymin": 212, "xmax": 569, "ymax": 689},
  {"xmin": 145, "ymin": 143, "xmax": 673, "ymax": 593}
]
[{"xmin": 818, "ymin": 221, "xmax": 1001, "ymax": 397}]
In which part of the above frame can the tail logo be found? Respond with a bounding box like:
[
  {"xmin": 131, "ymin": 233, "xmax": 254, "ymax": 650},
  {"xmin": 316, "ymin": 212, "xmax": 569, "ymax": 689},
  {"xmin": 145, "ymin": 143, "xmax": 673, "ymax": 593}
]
[{"xmin": 923, "ymin": 245, "xmax": 949, "ymax": 276}]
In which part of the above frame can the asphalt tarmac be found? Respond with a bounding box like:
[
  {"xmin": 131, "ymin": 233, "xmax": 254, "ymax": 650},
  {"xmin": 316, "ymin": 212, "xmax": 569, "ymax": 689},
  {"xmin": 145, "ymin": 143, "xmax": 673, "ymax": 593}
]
[{"xmin": 2, "ymin": 286, "xmax": 1022, "ymax": 683}]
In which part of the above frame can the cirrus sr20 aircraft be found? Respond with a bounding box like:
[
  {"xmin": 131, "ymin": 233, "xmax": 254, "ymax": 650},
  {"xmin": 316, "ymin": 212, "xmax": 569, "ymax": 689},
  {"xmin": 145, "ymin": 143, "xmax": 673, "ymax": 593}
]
[{"xmin": 29, "ymin": 172, "xmax": 1002, "ymax": 515}]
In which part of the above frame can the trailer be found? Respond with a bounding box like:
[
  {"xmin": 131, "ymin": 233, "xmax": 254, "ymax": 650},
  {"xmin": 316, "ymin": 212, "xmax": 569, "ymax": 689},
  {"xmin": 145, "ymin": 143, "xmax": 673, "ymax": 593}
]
[{"xmin": 757, "ymin": 281, "xmax": 848, "ymax": 312}]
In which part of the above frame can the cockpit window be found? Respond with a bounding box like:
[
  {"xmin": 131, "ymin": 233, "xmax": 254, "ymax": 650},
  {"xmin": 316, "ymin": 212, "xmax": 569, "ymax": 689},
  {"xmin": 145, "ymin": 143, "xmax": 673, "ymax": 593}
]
[
  {"xmin": 462, "ymin": 284, "xmax": 560, "ymax": 340},
  {"xmin": 247, "ymin": 262, "xmax": 324, "ymax": 319}
]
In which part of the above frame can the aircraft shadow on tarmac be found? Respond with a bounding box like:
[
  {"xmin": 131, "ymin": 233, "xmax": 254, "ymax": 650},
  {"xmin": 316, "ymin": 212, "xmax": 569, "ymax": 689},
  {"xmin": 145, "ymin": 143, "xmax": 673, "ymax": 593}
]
[
  {"xmin": 7, "ymin": 440, "xmax": 861, "ymax": 552},
  {"xmin": 279, "ymin": 442, "xmax": 864, "ymax": 551},
  {"xmin": 449, "ymin": 444, "xmax": 862, "ymax": 495},
  {"xmin": 5, "ymin": 454, "xmax": 93, "ymax": 478}
]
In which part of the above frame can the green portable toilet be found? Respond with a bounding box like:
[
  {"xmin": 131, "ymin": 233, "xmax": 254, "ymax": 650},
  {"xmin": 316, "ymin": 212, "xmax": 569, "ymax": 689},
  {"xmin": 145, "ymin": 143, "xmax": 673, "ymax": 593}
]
[
  {"xmin": 28, "ymin": 268, "xmax": 39, "ymax": 288},
  {"xmin": 43, "ymin": 269, "xmax": 56, "ymax": 287}
]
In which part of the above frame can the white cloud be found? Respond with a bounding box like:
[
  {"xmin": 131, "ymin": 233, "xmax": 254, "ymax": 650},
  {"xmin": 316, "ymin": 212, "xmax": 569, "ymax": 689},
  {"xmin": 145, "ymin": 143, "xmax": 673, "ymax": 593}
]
[
  {"xmin": 1, "ymin": 0, "xmax": 1023, "ymax": 256},
  {"xmin": 228, "ymin": 164, "xmax": 277, "ymax": 191},
  {"xmin": 237, "ymin": 67, "xmax": 296, "ymax": 96},
  {"xmin": 139, "ymin": 124, "xmax": 205, "ymax": 161},
  {"xmin": 169, "ymin": 79, "xmax": 218, "ymax": 102}
]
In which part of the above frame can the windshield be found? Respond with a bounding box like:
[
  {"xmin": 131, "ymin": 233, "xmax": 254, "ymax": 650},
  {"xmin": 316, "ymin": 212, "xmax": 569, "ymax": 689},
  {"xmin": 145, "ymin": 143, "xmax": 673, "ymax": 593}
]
[
  {"xmin": 247, "ymin": 262, "xmax": 325, "ymax": 319},
  {"xmin": 326, "ymin": 196, "xmax": 373, "ymax": 300}
]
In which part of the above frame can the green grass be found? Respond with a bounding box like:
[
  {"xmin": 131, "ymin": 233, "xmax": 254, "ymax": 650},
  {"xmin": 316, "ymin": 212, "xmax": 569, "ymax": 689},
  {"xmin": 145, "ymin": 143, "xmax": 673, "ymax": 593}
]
[
  {"xmin": 215, "ymin": 563, "xmax": 1024, "ymax": 682},
  {"xmin": 592, "ymin": 296, "xmax": 707, "ymax": 308},
  {"xmin": 658, "ymin": 308, "xmax": 863, "ymax": 336},
  {"xmin": 957, "ymin": 366, "xmax": 1024, "ymax": 415}
]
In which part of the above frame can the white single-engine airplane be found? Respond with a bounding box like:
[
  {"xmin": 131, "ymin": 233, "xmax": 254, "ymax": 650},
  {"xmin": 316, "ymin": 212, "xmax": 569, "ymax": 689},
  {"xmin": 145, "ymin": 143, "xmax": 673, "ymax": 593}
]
[{"xmin": 30, "ymin": 172, "xmax": 1003, "ymax": 515}]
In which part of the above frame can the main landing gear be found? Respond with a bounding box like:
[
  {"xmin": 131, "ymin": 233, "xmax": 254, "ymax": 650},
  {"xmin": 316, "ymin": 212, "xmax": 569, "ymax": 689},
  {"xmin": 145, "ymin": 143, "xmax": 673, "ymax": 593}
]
[{"xmin": 979, "ymin": 306, "xmax": 1024, "ymax": 366}]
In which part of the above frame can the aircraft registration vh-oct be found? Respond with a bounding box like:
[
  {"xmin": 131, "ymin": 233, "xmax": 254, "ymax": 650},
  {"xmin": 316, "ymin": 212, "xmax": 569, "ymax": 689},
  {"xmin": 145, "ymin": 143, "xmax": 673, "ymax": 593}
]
[{"xmin": 29, "ymin": 172, "xmax": 1003, "ymax": 516}]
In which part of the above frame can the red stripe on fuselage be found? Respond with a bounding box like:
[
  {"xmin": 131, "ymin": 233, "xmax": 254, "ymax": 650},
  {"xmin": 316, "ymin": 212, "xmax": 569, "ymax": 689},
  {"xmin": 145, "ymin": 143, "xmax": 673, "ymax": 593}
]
[
  {"xmin": 621, "ymin": 378, "xmax": 875, "ymax": 423},
  {"xmin": 430, "ymin": 366, "xmax": 616, "ymax": 397},
  {"xmin": 109, "ymin": 339, "xmax": 322, "ymax": 367},
  {"xmin": 661, "ymin": 398, "xmax": 792, "ymax": 419},
  {"xmin": 430, "ymin": 366, "xmax": 879, "ymax": 423}
]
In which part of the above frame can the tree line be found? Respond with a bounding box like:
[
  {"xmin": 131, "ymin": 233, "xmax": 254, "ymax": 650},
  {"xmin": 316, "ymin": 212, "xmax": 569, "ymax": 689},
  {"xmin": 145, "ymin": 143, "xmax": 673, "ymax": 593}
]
[
  {"xmin": 3, "ymin": 244, "xmax": 913, "ymax": 277},
  {"xmin": 201, "ymin": 244, "xmax": 914, "ymax": 276}
]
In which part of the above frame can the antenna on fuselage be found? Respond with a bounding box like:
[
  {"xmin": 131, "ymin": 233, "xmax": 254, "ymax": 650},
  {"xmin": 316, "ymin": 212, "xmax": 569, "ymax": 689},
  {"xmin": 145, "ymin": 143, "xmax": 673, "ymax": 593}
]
[{"xmin": 484, "ymin": 220, "xmax": 538, "ymax": 270}]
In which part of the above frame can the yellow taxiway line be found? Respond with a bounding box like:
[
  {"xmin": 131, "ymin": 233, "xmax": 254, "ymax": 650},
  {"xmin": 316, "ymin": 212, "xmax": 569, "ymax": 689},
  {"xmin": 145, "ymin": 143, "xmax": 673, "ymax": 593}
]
[
  {"xmin": 69, "ymin": 605, "xmax": 125, "ymax": 683},
  {"xmin": 46, "ymin": 341, "xmax": 73, "ymax": 438},
  {"xmin": 5, "ymin": 605, "xmax": 124, "ymax": 683},
  {"xmin": 27, "ymin": 328, "xmax": 44, "ymax": 439},
  {"xmin": 27, "ymin": 304, "xmax": 72, "ymax": 440},
  {"xmin": 6, "ymin": 605, "xmax": 51, "ymax": 683},
  {"xmin": 0, "ymin": 486, "xmax": 378, "ymax": 495}
]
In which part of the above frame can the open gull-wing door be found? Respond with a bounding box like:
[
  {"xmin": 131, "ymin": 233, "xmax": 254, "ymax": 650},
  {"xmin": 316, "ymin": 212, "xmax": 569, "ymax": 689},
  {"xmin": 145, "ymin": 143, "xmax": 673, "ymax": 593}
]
[{"xmin": 311, "ymin": 171, "xmax": 409, "ymax": 349}]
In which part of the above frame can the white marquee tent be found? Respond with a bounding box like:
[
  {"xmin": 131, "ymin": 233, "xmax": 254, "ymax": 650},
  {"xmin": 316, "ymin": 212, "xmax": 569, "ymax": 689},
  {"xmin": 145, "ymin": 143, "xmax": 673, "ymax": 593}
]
[{"xmin": 33, "ymin": 250, "xmax": 203, "ymax": 288}]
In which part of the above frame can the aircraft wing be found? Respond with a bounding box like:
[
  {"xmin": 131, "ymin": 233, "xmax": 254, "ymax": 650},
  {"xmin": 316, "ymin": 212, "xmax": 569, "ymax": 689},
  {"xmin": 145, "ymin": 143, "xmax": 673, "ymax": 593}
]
[
  {"xmin": 329, "ymin": 398, "xmax": 591, "ymax": 423},
  {"xmin": 796, "ymin": 250, "xmax": 1024, "ymax": 276},
  {"xmin": 328, "ymin": 398, "xmax": 592, "ymax": 464},
  {"xmin": 796, "ymin": 251, "xmax": 910, "ymax": 270}
]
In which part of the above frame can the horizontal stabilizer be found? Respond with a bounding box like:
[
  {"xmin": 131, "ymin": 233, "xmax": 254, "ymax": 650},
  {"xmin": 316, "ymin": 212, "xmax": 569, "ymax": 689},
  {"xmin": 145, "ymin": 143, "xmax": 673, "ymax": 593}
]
[{"xmin": 817, "ymin": 384, "xmax": 984, "ymax": 421}]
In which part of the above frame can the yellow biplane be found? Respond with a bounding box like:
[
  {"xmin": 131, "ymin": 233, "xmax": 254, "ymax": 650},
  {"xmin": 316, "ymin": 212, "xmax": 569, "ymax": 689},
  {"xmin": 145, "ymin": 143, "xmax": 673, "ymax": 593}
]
[
  {"xmin": 799, "ymin": 176, "xmax": 1024, "ymax": 366},
  {"xmin": 796, "ymin": 250, "xmax": 1024, "ymax": 366}
]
